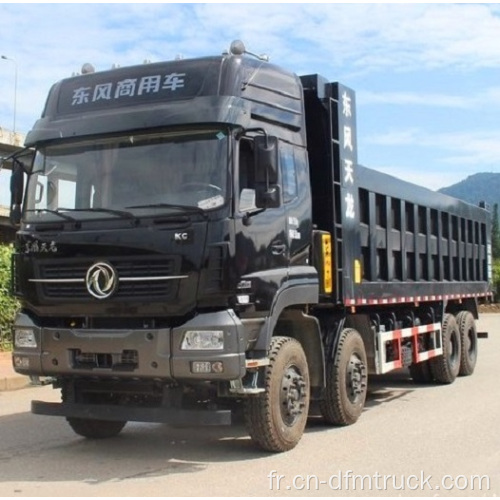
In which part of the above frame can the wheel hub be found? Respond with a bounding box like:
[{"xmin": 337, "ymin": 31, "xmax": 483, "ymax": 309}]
[
  {"xmin": 449, "ymin": 332, "xmax": 460, "ymax": 366},
  {"xmin": 281, "ymin": 366, "xmax": 307, "ymax": 425},
  {"xmin": 467, "ymin": 327, "xmax": 476, "ymax": 356},
  {"xmin": 346, "ymin": 354, "xmax": 367, "ymax": 403}
]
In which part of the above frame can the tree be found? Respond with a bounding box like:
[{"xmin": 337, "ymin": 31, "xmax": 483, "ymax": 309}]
[
  {"xmin": 492, "ymin": 204, "xmax": 500, "ymax": 260},
  {"xmin": 0, "ymin": 244, "xmax": 20, "ymax": 350}
]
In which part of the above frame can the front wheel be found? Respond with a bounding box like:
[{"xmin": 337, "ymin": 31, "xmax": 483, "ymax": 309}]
[
  {"xmin": 62, "ymin": 381, "xmax": 127, "ymax": 439},
  {"xmin": 66, "ymin": 418, "xmax": 126, "ymax": 439},
  {"xmin": 245, "ymin": 336, "xmax": 310, "ymax": 452}
]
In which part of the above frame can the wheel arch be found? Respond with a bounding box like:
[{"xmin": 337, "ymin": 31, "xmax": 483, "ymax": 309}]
[
  {"xmin": 344, "ymin": 313, "xmax": 376, "ymax": 373},
  {"xmin": 273, "ymin": 308, "xmax": 325, "ymax": 394},
  {"xmin": 445, "ymin": 297, "xmax": 478, "ymax": 319},
  {"xmin": 252, "ymin": 278, "xmax": 319, "ymax": 352}
]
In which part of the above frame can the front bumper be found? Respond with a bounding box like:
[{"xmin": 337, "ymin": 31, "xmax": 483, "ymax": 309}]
[
  {"xmin": 31, "ymin": 400, "xmax": 231, "ymax": 426},
  {"xmin": 13, "ymin": 309, "xmax": 247, "ymax": 381}
]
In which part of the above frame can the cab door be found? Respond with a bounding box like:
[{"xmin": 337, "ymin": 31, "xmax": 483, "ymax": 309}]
[
  {"xmin": 234, "ymin": 138, "xmax": 288, "ymax": 309},
  {"xmin": 280, "ymin": 145, "xmax": 312, "ymax": 267}
]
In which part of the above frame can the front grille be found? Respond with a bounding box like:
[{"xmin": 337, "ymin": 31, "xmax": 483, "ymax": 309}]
[{"xmin": 35, "ymin": 255, "xmax": 180, "ymax": 301}]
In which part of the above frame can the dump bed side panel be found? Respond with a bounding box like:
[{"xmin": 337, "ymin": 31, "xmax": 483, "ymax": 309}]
[{"xmin": 352, "ymin": 165, "xmax": 491, "ymax": 305}]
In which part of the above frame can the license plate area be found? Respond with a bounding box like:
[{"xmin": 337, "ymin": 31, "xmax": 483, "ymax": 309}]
[{"xmin": 70, "ymin": 349, "xmax": 138, "ymax": 371}]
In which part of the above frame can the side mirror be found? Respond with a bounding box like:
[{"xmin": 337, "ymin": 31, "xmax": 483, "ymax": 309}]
[
  {"xmin": 10, "ymin": 160, "xmax": 24, "ymax": 226},
  {"xmin": 254, "ymin": 135, "xmax": 280, "ymax": 208},
  {"xmin": 254, "ymin": 135, "xmax": 278, "ymax": 184}
]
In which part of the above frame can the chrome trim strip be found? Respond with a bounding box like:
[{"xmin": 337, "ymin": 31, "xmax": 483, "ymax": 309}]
[
  {"xmin": 29, "ymin": 278, "xmax": 85, "ymax": 283},
  {"xmin": 120, "ymin": 276, "xmax": 189, "ymax": 281},
  {"xmin": 29, "ymin": 275, "xmax": 188, "ymax": 283}
]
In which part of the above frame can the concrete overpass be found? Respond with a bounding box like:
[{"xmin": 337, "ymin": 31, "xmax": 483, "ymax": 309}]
[{"xmin": 0, "ymin": 126, "xmax": 26, "ymax": 243}]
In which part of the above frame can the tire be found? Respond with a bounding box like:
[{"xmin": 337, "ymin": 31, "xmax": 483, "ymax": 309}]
[
  {"xmin": 456, "ymin": 311, "xmax": 478, "ymax": 376},
  {"xmin": 66, "ymin": 418, "xmax": 126, "ymax": 439},
  {"xmin": 430, "ymin": 313, "xmax": 461, "ymax": 384},
  {"xmin": 319, "ymin": 328, "xmax": 368, "ymax": 426},
  {"xmin": 245, "ymin": 336, "xmax": 310, "ymax": 453},
  {"xmin": 62, "ymin": 381, "xmax": 127, "ymax": 439},
  {"xmin": 409, "ymin": 360, "xmax": 434, "ymax": 384}
]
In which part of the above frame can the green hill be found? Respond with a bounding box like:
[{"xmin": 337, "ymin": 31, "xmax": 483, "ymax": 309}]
[{"xmin": 438, "ymin": 172, "xmax": 500, "ymax": 209}]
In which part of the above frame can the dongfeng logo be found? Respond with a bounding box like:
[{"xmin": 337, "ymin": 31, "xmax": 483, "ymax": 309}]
[{"xmin": 86, "ymin": 262, "xmax": 117, "ymax": 299}]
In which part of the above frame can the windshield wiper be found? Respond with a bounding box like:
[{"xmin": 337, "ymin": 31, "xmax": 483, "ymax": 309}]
[
  {"xmin": 25, "ymin": 209, "xmax": 77, "ymax": 222},
  {"xmin": 58, "ymin": 207, "xmax": 136, "ymax": 220},
  {"xmin": 126, "ymin": 203, "xmax": 207, "ymax": 217}
]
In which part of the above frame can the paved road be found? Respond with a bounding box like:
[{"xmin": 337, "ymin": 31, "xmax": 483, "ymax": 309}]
[{"xmin": 0, "ymin": 314, "xmax": 498, "ymax": 497}]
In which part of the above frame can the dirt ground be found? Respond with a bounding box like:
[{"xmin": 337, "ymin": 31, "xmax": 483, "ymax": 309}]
[{"xmin": 479, "ymin": 302, "xmax": 500, "ymax": 313}]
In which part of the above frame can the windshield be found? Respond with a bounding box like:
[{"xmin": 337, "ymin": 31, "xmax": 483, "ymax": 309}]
[{"xmin": 25, "ymin": 129, "xmax": 229, "ymax": 222}]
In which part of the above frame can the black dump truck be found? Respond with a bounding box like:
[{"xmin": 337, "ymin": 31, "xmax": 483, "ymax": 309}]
[{"xmin": 8, "ymin": 41, "xmax": 491, "ymax": 452}]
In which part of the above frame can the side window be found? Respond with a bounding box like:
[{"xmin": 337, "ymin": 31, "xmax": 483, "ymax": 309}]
[
  {"xmin": 281, "ymin": 148, "xmax": 297, "ymax": 204},
  {"xmin": 238, "ymin": 139, "xmax": 256, "ymax": 212}
]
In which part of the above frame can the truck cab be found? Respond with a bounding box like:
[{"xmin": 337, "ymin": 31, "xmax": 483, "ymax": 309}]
[{"xmin": 10, "ymin": 41, "xmax": 321, "ymax": 451}]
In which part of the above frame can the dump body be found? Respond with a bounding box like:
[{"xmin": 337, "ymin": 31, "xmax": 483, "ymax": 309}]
[{"xmin": 301, "ymin": 75, "xmax": 491, "ymax": 306}]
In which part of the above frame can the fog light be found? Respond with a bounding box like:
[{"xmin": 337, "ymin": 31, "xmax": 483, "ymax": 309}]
[
  {"xmin": 237, "ymin": 295, "xmax": 250, "ymax": 305},
  {"xmin": 15, "ymin": 328, "xmax": 37, "ymax": 348},
  {"xmin": 181, "ymin": 330, "xmax": 224, "ymax": 350},
  {"xmin": 13, "ymin": 355, "xmax": 30, "ymax": 369}
]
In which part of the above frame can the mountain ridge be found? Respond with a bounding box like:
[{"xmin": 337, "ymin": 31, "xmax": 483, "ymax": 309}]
[{"xmin": 437, "ymin": 172, "xmax": 500, "ymax": 209}]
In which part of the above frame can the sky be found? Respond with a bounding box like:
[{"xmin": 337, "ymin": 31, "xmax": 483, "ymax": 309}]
[{"xmin": 0, "ymin": 2, "xmax": 499, "ymax": 204}]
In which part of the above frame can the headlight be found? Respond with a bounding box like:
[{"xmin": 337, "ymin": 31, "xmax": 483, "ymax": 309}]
[
  {"xmin": 15, "ymin": 328, "xmax": 37, "ymax": 348},
  {"xmin": 181, "ymin": 330, "xmax": 224, "ymax": 350}
]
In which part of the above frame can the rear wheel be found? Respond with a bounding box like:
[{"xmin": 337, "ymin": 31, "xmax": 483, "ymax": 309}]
[
  {"xmin": 320, "ymin": 328, "xmax": 368, "ymax": 426},
  {"xmin": 456, "ymin": 311, "xmax": 478, "ymax": 376},
  {"xmin": 430, "ymin": 313, "xmax": 461, "ymax": 384},
  {"xmin": 245, "ymin": 336, "xmax": 310, "ymax": 452}
]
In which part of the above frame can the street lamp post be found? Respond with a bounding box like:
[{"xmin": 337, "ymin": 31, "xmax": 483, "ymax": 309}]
[{"xmin": 1, "ymin": 55, "xmax": 18, "ymax": 135}]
